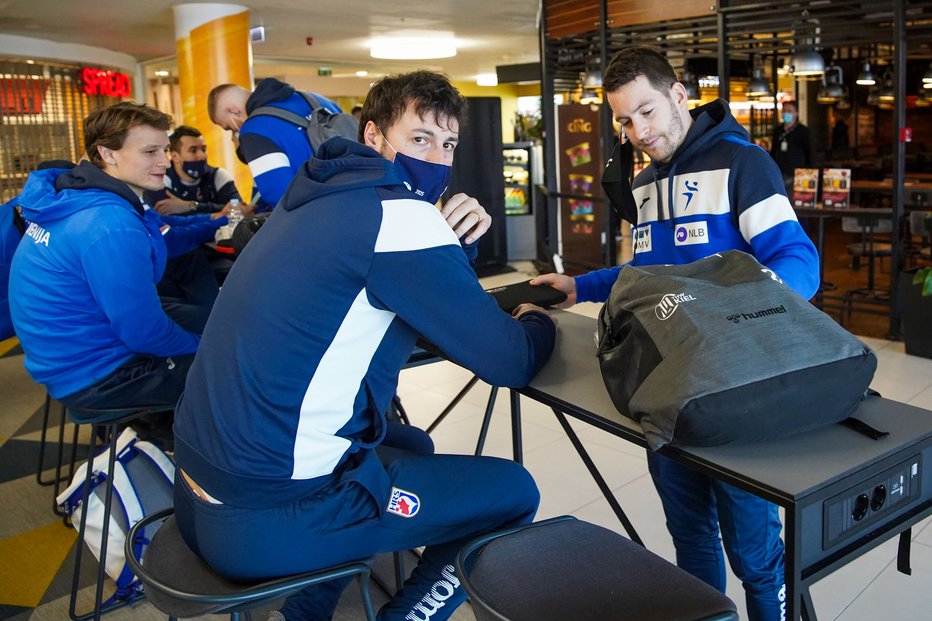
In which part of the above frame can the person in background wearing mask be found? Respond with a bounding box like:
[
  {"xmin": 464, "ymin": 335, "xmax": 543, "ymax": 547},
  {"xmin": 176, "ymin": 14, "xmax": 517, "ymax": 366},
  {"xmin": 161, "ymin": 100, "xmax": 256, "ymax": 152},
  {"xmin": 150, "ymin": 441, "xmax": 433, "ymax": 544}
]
[
  {"xmin": 172, "ymin": 70, "xmax": 557, "ymax": 621},
  {"xmin": 532, "ymin": 47, "xmax": 818, "ymax": 621},
  {"xmin": 144, "ymin": 125, "xmax": 243, "ymax": 216},
  {"xmin": 769, "ymin": 100, "xmax": 813, "ymax": 195}
]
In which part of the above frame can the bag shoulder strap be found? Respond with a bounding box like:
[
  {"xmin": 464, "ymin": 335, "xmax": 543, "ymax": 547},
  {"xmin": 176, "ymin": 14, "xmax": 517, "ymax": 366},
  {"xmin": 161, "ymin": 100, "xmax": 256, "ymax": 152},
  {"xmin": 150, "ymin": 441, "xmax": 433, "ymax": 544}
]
[
  {"xmin": 249, "ymin": 105, "xmax": 309, "ymax": 128},
  {"xmin": 298, "ymin": 90, "xmax": 324, "ymax": 112}
]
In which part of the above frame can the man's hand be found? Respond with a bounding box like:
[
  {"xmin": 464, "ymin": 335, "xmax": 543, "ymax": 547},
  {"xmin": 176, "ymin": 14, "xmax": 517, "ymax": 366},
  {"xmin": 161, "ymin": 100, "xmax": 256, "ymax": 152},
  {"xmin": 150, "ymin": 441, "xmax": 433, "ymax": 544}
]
[
  {"xmin": 441, "ymin": 193, "xmax": 491, "ymax": 244},
  {"xmin": 155, "ymin": 190, "xmax": 195, "ymax": 215},
  {"xmin": 529, "ymin": 273, "xmax": 577, "ymax": 309},
  {"xmin": 512, "ymin": 303, "xmax": 558, "ymax": 327}
]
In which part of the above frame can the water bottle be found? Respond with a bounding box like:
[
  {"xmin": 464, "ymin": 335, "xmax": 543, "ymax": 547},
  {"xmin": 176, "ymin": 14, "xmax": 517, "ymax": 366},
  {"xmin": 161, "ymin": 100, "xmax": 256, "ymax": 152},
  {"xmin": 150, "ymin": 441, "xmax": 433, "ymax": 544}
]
[{"xmin": 228, "ymin": 198, "xmax": 244, "ymax": 227}]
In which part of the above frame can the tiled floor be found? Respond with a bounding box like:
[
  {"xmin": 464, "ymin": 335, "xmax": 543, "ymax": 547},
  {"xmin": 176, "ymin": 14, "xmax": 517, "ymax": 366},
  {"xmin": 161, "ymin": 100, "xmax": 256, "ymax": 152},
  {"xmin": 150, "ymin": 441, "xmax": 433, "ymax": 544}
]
[{"xmin": 3, "ymin": 261, "xmax": 932, "ymax": 620}]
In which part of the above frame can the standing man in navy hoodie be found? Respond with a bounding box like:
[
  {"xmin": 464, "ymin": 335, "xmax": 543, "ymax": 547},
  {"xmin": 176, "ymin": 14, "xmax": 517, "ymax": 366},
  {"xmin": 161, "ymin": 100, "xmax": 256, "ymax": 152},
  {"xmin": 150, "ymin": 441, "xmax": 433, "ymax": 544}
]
[
  {"xmin": 173, "ymin": 71, "xmax": 557, "ymax": 621},
  {"xmin": 9, "ymin": 102, "xmax": 202, "ymax": 416},
  {"xmin": 532, "ymin": 47, "xmax": 819, "ymax": 621}
]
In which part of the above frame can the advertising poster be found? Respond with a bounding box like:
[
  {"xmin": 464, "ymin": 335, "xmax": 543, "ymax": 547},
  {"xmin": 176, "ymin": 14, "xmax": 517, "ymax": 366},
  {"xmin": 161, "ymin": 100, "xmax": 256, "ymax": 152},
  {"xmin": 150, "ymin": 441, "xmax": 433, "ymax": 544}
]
[
  {"xmin": 557, "ymin": 103, "xmax": 604, "ymax": 271},
  {"xmin": 792, "ymin": 168, "xmax": 819, "ymax": 208},
  {"xmin": 822, "ymin": 168, "xmax": 852, "ymax": 209}
]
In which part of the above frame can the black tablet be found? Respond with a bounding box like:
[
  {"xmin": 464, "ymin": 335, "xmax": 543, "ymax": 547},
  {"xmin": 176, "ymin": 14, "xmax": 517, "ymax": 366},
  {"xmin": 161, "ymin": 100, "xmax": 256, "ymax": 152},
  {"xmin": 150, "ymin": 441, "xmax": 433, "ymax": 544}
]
[{"xmin": 486, "ymin": 279, "xmax": 568, "ymax": 314}]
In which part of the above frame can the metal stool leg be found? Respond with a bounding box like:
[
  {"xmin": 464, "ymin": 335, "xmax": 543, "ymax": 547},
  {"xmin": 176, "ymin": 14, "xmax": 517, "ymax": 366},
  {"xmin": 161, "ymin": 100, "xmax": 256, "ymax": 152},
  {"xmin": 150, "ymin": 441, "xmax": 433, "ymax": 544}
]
[
  {"xmin": 68, "ymin": 419, "xmax": 136, "ymax": 621},
  {"xmin": 36, "ymin": 393, "xmax": 55, "ymax": 485}
]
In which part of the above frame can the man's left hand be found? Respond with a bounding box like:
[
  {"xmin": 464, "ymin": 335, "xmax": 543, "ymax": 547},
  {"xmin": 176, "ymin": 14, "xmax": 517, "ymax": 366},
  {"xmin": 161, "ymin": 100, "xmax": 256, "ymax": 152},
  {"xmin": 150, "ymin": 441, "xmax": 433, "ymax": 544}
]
[{"xmin": 441, "ymin": 193, "xmax": 491, "ymax": 244}]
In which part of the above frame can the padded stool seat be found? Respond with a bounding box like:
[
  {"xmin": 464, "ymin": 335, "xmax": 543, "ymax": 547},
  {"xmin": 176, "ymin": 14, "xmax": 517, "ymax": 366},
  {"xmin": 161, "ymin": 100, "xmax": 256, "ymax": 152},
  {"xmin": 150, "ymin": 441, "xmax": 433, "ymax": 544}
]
[
  {"xmin": 456, "ymin": 516, "xmax": 738, "ymax": 621},
  {"xmin": 126, "ymin": 508, "xmax": 376, "ymax": 620}
]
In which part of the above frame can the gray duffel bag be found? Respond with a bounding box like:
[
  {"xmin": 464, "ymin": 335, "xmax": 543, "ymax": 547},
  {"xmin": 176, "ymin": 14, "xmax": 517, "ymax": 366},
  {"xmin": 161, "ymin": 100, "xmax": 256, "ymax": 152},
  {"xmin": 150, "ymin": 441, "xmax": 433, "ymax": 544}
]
[{"xmin": 597, "ymin": 250, "xmax": 878, "ymax": 450}]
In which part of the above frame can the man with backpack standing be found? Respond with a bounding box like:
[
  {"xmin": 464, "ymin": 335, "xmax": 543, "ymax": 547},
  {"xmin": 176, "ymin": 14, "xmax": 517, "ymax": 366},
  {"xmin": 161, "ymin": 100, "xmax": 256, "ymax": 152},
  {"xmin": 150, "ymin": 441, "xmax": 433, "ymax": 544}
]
[{"xmin": 208, "ymin": 78, "xmax": 349, "ymax": 209}]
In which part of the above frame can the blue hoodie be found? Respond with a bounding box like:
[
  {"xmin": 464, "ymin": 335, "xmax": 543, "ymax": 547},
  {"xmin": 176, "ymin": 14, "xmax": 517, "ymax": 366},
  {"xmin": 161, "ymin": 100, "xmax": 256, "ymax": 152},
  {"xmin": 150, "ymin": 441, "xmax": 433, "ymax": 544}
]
[
  {"xmin": 9, "ymin": 162, "xmax": 200, "ymax": 399},
  {"xmin": 174, "ymin": 137, "xmax": 555, "ymax": 508},
  {"xmin": 575, "ymin": 99, "xmax": 819, "ymax": 303},
  {"xmin": 240, "ymin": 77, "xmax": 342, "ymax": 208}
]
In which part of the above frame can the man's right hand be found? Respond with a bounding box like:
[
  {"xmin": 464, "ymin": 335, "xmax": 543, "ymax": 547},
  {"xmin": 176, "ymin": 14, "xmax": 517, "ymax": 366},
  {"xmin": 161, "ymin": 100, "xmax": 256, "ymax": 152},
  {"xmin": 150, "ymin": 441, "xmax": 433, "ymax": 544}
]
[
  {"xmin": 529, "ymin": 273, "xmax": 577, "ymax": 309},
  {"xmin": 513, "ymin": 303, "xmax": 558, "ymax": 328}
]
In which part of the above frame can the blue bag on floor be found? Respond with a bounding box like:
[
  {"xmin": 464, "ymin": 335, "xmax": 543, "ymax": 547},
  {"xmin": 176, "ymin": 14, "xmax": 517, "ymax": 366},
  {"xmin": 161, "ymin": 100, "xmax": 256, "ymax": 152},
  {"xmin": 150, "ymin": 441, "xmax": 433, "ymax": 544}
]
[{"xmin": 57, "ymin": 428, "xmax": 174, "ymax": 600}]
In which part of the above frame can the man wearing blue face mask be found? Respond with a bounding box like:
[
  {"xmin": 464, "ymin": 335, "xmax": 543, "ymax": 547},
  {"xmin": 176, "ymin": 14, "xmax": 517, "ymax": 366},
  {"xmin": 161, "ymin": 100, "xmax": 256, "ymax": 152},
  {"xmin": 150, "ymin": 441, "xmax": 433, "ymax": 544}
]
[
  {"xmin": 172, "ymin": 70, "xmax": 557, "ymax": 621},
  {"xmin": 769, "ymin": 100, "xmax": 813, "ymax": 195},
  {"xmin": 144, "ymin": 125, "xmax": 242, "ymax": 216}
]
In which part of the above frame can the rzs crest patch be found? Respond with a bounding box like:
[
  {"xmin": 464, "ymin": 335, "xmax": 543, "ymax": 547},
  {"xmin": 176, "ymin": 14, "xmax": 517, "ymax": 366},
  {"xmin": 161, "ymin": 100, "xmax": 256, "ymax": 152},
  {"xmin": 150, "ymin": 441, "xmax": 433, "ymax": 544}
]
[{"xmin": 387, "ymin": 487, "xmax": 420, "ymax": 518}]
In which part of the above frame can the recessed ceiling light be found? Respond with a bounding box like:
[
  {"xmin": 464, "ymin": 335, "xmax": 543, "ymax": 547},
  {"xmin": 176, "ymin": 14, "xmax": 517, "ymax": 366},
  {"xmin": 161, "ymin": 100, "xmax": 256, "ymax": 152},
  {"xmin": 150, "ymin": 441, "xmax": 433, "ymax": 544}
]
[
  {"xmin": 154, "ymin": 70, "xmax": 170, "ymax": 77},
  {"xmin": 476, "ymin": 73, "xmax": 498, "ymax": 87},
  {"xmin": 355, "ymin": 70, "xmax": 368, "ymax": 78},
  {"xmin": 370, "ymin": 37, "xmax": 456, "ymax": 60}
]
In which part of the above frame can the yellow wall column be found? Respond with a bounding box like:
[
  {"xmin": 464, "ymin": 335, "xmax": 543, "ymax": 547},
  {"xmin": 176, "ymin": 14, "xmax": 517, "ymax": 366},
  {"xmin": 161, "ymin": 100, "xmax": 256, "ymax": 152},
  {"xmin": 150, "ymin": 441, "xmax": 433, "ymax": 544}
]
[{"xmin": 173, "ymin": 3, "xmax": 253, "ymax": 199}]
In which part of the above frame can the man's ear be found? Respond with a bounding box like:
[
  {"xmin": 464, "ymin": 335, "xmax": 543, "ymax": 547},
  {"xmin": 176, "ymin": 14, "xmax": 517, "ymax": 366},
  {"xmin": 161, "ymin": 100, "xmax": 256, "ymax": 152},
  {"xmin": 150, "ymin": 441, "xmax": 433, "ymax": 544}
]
[
  {"xmin": 98, "ymin": 145, "xmax": 116, "ymax": 167},
  {"xmin": 362, "ymin": 120, "xmax": 381, "ymax": 149},
  {"xmin": 670, "ymin": 82, "xmax": 688, "ymax": 108}
]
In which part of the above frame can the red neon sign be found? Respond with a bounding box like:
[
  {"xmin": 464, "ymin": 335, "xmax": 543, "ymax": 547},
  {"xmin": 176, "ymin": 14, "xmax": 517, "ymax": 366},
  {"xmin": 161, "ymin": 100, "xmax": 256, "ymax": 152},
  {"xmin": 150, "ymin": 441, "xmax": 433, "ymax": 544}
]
[{"xmin": 81, "ymin": 67, "xmax": 132, "ymax": 98}]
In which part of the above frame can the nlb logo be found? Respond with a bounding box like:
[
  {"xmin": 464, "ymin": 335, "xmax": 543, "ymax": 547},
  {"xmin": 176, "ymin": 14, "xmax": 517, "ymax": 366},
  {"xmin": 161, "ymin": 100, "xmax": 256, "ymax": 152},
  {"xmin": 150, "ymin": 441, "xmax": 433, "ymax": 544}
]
[
  {"xmin": 655, "ymin": 292, "xmax": 697, "ymax": 321},
  {"xmin": 674, "ymin": 221, "xmax": 708, "ymax": 246}
]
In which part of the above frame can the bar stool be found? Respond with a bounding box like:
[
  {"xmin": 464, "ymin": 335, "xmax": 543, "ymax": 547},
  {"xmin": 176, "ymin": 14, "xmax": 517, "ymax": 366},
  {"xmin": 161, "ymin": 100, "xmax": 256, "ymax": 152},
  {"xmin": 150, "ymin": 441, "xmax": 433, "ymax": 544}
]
[
  {"xmin": 125, "ymin": 508, "xmax": 377, "ymax": 620},
  {"xmin": 457, "ymin": 516, "xmax": 739, "ymax": 621},
  {"xmin": 35, "ymin": 393, "xmax": 81, "ymax": 516},
  {"xmin": 61, "ymin": 405, "xmax": 172, "ymax": 621}
]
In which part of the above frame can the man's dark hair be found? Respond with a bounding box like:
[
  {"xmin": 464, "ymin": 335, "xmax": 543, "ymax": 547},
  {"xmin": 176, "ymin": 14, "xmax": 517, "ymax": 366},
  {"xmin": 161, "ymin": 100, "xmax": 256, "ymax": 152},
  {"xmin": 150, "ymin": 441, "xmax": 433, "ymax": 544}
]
[
  {"xmin": 358, "ymin": 70, "xmax": 467, "ymax": 142},
  {"xmin": 169, "ymin": 125, "xmax": 202, "ymax": 153},
  {"xmin": 603, "ymin": 46, "xmax": 679, "ymax": 95},
  {"xmin": 84, "ymin": 101, "xmax": 172, "ymax": 168},
  {"xmin": 781, "ymin": 100, "xmax": 798, "ymax": 111}
]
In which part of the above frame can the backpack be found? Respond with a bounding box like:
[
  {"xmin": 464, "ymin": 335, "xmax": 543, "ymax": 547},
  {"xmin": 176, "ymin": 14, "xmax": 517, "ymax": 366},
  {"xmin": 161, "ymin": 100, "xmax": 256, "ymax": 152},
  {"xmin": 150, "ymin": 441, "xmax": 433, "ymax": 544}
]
[
  {"xmin": 57, "ymin": 428, "xmax": 175, "ymax": 601},
  {"xmin": 231, "ymin": 211, "xmax": 272, "ymax": 256},
  {"xmin": 596, "ymin": 250, "xmax": 878, "ymax": 450},
  {"xmin": 250, "ymin": 91, "xmax": 359, "ymax": 151}
]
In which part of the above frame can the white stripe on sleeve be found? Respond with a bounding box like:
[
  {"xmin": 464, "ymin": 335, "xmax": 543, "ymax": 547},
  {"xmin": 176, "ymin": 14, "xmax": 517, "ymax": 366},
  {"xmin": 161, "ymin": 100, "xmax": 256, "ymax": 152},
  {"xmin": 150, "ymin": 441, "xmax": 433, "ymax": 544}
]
[
  {"xmin": 248, "ymin": 152, "xmax": 291, "ymax": 178},
  {"xmin": 375, "ymin": 198, "xmax": 460, "ymax": 253},
  {"xmin": 738, "ymin": 193, "xmax": 798, "ymax": 242}
]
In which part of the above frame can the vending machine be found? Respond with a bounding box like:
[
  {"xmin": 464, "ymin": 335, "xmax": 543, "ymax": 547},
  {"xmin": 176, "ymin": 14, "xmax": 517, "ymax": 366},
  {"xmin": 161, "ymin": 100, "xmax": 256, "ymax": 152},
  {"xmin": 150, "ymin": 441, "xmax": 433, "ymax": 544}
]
[{"xmin": 503, "ymin": 141, "xmax": 542, "ymax": 260}]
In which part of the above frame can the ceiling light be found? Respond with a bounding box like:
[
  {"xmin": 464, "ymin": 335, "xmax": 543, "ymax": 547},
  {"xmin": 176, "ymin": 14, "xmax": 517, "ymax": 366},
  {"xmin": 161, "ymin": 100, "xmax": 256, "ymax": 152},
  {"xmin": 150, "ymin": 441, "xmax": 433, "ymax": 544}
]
[
  {"xmin": 856, "ymin": 62, "xmax": 875, "ymax": 86},
  {"xmin": 879, "ymin": 68, "xmax": 894, "ymax": 103},
  {"xmin": 790, "ymin": 49, "xmax": 824, "ymax": 78},
  {"xmin": 370, "ymin": 37, "xmax": 456, "ymax": 60},
  {"xmin": 789, "ymin": 11, "xmax": 824, "ymax": 78},
  {"xmin": 747, "ymin": 67, "xmax": 772, "ymax": 99},
  {"xmin": 355, "ymin": 70, "xmax": 368, "ymax": 78},
  {"xmin": 154, "ymin": 70, "xmax": 170, "ymax": 77},
  {"xmin": 817, "ymin": 65, "xmax": 847, "ymax": 104},
  {"xmin": 476, "ymin": 73, "xmax": 498, "ymax": 87}
]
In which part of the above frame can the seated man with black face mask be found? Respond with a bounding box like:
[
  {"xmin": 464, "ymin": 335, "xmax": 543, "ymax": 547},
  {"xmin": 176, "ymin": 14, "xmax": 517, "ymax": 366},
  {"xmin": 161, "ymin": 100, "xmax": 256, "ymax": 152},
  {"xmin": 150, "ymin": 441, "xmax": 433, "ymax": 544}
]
[{"xmin": 144, "ymin": 125, "xmax": 243, "ymax": 216}]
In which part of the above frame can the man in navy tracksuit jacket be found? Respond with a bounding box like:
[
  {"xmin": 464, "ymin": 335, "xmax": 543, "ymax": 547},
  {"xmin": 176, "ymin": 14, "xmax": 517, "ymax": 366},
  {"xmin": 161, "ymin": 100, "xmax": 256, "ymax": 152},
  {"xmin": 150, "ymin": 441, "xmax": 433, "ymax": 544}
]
[
  {"xmin": 8, "ymin": 103, "xmax": 215, "ymax": 415},
  {"xmin": 173, "ymin": 71, "xmax": 557, "ymax": 621},
  {"xmin": 533, "ymin": 48, "xmax": 819, "ymax": 621},
  {"xmin": 207, "ymin": 78, "xmax": 343, "ymax": 208}
]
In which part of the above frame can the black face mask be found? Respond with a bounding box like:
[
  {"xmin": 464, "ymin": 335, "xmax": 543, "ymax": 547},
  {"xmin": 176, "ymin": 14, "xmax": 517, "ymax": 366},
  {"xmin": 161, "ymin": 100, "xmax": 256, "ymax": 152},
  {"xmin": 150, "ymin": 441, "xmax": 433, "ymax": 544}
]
[{"xmin": 601, "ymin": 139, "xmax": 638, "ymax": 226}]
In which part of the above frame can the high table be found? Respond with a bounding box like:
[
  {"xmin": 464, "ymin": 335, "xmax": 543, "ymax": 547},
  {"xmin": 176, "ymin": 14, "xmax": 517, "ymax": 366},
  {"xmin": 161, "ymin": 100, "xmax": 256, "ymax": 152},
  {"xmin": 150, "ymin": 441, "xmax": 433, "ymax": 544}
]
[
  {"xmin": 516, "ymin": 310, "xmax": 932, "ymax": 621},
  {"xmin": 794, "ymin": 205, "xmax": 893, "ymax": 324}
]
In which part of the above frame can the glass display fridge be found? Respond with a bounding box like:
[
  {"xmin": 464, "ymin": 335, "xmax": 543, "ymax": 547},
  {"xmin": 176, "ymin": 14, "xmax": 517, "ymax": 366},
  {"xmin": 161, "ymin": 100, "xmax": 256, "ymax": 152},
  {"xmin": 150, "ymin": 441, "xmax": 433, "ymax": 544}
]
[{"xmin": 503, "ymin": 141, "xmax": 542, "ymax": 260}]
